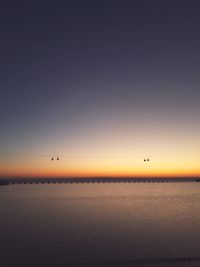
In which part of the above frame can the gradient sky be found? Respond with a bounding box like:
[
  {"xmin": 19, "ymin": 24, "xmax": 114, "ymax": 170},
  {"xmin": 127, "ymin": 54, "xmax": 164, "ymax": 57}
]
[{"xmin": 1, "ymin": 1, "xmax": 200, "ymax": 178}]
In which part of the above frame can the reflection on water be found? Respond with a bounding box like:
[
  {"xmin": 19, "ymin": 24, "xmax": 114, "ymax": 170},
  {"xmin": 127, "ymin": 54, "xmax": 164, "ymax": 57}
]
[{"xmin": 1, "ymin": 183, "xmax": 200, "ymax": 266}]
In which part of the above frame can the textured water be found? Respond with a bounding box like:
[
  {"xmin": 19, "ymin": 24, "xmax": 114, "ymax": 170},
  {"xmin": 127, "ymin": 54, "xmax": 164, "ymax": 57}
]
[{"xmin": 1, "ymin": 183, "xmax": 200, "ymax": 267}]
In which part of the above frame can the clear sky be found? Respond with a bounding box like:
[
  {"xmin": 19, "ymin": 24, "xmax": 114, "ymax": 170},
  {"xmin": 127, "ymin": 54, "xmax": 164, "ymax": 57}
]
[{"xmin": 1, "ymin": 1, "xmax": 200, "ymax": 178}]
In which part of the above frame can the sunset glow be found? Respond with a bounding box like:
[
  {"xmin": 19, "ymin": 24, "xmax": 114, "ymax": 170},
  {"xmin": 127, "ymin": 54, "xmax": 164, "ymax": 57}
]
[{"xmin": 1, "ymin": 1, "xmax": 200, "ymax": 179}]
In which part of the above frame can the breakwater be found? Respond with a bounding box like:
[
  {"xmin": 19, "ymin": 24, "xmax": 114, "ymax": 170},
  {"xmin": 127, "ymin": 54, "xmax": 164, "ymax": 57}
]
[{"xmin": 1, "ymin": 177, "xmax": 200, "ymax": 185}]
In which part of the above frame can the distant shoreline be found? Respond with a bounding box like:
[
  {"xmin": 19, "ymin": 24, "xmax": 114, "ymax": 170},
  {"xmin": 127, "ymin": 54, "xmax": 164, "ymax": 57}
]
[
  {"xmin": 0, "ymin": 180, "xmax": 10, "ymax": 186},
  {"xmin": 1, "ymin": 177, "xmax": 200, "ymax": 186}
]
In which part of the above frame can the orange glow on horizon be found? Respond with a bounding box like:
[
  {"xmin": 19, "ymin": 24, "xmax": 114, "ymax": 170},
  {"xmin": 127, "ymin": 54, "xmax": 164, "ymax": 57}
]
[
  {"xmin": 1, "ymin": 158, "xmax": 200, "ymax": 178},
  {"xmin": 1, "ymin": 138, "xmax": 200, "ymax": 179}
]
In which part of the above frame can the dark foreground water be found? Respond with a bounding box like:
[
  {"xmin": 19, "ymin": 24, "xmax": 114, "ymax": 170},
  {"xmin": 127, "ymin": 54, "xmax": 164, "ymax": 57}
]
[{"xmin": 1, "ymin": 183, "xmax": 200, "ymax": 267}]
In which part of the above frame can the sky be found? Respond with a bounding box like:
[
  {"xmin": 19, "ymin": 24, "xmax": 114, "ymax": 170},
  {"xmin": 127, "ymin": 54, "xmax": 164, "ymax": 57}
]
[{"xmin": 1, "ymin": 0, "xmax": 200, "ymax": 178}]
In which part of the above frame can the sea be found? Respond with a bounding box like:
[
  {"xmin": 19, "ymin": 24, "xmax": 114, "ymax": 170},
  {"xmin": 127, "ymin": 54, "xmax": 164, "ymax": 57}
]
[{"xmin": 1, "ymin": 182, "xmax": 200, "ymax": 267}]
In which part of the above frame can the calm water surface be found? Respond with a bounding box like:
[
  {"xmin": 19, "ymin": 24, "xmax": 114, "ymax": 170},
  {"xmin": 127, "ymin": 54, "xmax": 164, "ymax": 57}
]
[{"xmin": 1, "ymin": 183, "xmax": 200, "ymax": 266}]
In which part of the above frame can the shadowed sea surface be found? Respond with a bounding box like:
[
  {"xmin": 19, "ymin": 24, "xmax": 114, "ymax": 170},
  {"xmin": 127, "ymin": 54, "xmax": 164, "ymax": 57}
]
[{"xmin": 1, "ymin": 182, "xmax": 200, "ymax": 267}]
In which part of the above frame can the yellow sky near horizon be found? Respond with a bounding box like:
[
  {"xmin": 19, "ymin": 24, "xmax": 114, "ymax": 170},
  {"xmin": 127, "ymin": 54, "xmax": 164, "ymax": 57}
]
[
  {"xmin": 1, "ymin": 106, "xmax": 200, "ymax": 178},
  {"xmin": 1, "ymin": 152, "xmax": 200, "ymax": 178}
]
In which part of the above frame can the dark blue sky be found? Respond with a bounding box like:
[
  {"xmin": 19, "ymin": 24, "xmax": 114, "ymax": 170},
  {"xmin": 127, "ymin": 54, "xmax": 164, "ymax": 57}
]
[{"xmin": 1, "ymin": 1, "xmax": 200, "ymax": 177}]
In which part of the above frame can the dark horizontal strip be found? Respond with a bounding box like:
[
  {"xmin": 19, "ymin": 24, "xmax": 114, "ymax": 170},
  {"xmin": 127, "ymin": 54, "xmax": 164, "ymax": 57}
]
[{"xmin": 1, "ymin": 177, "xmax": 200, "ymax": 185}]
